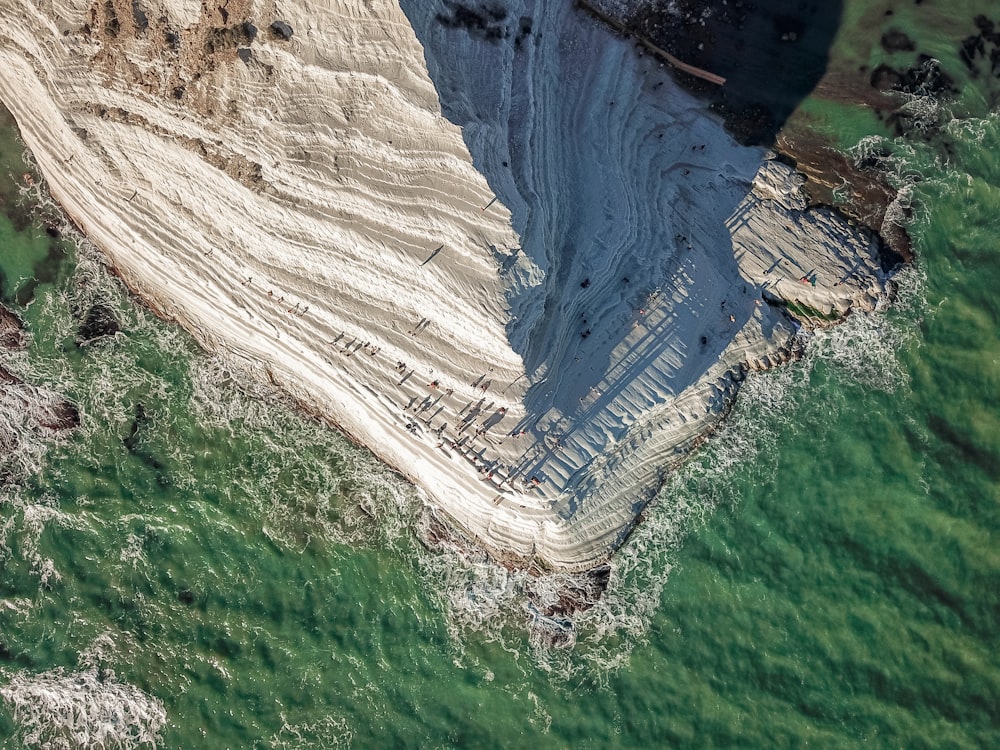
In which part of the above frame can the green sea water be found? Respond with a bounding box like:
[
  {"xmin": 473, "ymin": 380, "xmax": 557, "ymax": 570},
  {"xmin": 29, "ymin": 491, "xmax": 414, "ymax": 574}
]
[{"xmin": 1, "ymin": 4, "xmax": 999, "ymax": 749}]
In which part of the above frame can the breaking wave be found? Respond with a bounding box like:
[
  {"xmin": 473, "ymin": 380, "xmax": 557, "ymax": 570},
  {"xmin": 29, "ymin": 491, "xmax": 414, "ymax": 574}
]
[{"xmin": 1, "ymin": 667, "xmax": 166, "ymax": 749}]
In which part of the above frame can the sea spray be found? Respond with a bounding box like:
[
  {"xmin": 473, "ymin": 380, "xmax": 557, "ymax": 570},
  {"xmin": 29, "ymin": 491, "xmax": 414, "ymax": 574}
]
[
  {"xmin": 804, "ymin": 265, "xmax": 925, "ymax": 394},
  {"xmin": 0, "ymin": 481, "xmax": 82, "ymax": 591},
  {"xmin": 1, "ymin": 667, "xmax": 166, "ymax": 749},
  {"xmin": 0, "ymin": 379, "xmax": 59, "ymax": 484},
  {"xmin": 409, "ymin": 357, "xmax": 788, "ymax": 676}
]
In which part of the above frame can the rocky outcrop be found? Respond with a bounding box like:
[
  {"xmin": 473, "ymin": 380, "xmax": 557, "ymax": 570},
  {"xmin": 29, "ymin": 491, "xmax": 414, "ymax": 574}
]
[
  {"xmin": 0, "ymin": 303, "xmax": 79, "ymax": 465},
  {"xmin": 76, "ymin": 303, "xmax": 121, "ymax": 346},
  {"xmin": 0, "ymin": 368, "xmax": 81, "ymax": 432},
  {"xmin": 0, "ymin": 303, "xmax": 26, "ymax": 349}
]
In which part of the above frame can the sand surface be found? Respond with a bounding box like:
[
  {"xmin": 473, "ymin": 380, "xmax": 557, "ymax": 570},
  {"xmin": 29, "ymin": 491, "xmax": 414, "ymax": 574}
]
[{"xmin": 0, "ymin": 0, "xmax": 888, "ymax": 570}]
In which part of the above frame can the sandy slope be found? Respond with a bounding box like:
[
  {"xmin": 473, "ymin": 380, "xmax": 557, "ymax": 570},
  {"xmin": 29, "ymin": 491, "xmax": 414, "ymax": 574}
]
[{"xmin": 0, "ymin": 0, "xmax": 887, "ymax": 570}]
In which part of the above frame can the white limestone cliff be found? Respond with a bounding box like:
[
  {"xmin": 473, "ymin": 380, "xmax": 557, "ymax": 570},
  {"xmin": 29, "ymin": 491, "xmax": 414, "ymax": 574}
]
[{"xmin": 0, "ymin": 0, "xmax": 887, "ymax": 569}]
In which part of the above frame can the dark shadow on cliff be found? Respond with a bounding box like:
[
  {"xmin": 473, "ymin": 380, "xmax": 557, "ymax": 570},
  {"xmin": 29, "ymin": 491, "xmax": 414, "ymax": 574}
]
[
  {"xmin": 613, "ymin": 0, "xmax": 843, "ymax": 146},
  {"xmin": 395, "ymin": 0, "xmax": 786, "ymax": 447}
]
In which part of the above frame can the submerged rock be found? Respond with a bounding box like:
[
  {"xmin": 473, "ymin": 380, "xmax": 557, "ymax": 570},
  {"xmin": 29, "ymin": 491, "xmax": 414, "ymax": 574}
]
[
  {"xmin": 76, "ymin": 303, "xmax": 120, "ymax": 346},
  {"xmin": 0, "ymin": 303, "xmax": 25, "ymax": 349},
  {"xmin": 123, "ymin": 401, "xmax": 147, "ymax": 452},
  {"xmin": 881, "ymin": 29, "xmax": 916, "ymax": 54},
  {"xmin": 34, "ymin": 398, "xmax": 81, "ymax": 431},
  {"xmin": 0, "ymin": 364, "xmax": 80, "ymax": 432},
  {"xmin": 1, "ymin": 306, "xmax": 78, "ymax": 437},
  {"xmin": 530, "ymin": 563, "xmax": 612, "ymax": 618}
]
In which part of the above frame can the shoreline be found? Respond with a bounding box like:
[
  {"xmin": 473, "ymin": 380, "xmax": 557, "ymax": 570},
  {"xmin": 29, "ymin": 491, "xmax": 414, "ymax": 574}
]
[{"xmin": 0, "ymin": 0, "xmax": 895, "ymax": 572}]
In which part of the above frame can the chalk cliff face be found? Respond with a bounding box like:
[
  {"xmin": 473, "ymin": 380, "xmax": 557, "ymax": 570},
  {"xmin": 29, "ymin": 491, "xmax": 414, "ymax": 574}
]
[{"xmin": 0, "ymin": 0, "xmax": 888, "ymax": 570}]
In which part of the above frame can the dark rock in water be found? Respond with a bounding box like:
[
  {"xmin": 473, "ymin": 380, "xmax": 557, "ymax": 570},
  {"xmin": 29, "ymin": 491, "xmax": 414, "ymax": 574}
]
[
  {"xmin": 886, "ymin": 55, "xmax": 959, "ymax": 138},
  {"xmin": 869, "ymin": 63, "xmax": 904, "ymax": 91},
  {"xmin": 270, "ymin": 20, "xmax": 293, "ymax": 40},
  {"xmin": 957, "ymin": 15, "xmax": 1000, "ymax": 77},
  {"xmin": 530, "ymin": 563, "xmax": 612, "ymax": 618},
  {"xmin": 0, "ymin": 639, "xmax": 35, "ymax": 668},
  {"xmin": 869, "ymin": 56, "xmax": 957, "ymax": 138},
  {"xmin": 77, "ymin": 303, "xmax": 120, "ymax": 345},
  {"xmin": 960, "ymin": 33, "xmax": 985, "ymax": 71},
  {"xmin": 124, "ymin": 401, "xmax": 147, "ymax": 452},
  {"xmin": 523, "ymin": 563, "xmax": 613, "ymax": 648},
  {"xmin": 881, "ymin": 29, "xmax": 915, "ymax": 53},
  {"xmin": 906, "ymin": 55, "xmax": 958, "ymax": 97},
  {"xmin": 0, "ymin": 304, "xmax": 26, "ymax": 350},
  {"xmin": 527, "ymin": 607, "xmax": 575, "ymax": 648},
  {"xmin": 35, "ymin": 399, "xmax": 81, "ymax": 431},
  {"xmin": 877, "ymin": 235, "xmax": 908, "ymax": 273},
  {"xmin": 0, "ymin": 364, "xmax": 80, "ymax": 431},
  {"xmin": 124, "ymin": 402, "xmax": 169, "ymax": 480},
  {"xmin": 0, "ymin": 364, "xmax": 18, "ymax": 385}
]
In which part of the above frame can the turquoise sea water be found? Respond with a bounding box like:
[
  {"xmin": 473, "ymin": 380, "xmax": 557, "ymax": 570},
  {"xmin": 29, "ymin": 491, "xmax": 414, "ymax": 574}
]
[{"xmin": 1, "ymin": 5, "xmax": 999, "ymax": 749}]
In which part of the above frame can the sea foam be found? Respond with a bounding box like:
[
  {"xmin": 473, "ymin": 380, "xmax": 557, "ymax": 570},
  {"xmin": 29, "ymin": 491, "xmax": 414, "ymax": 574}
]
[{"xmin": 1, "ymin": 667, "xmax": 166, "ymax": 749}]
